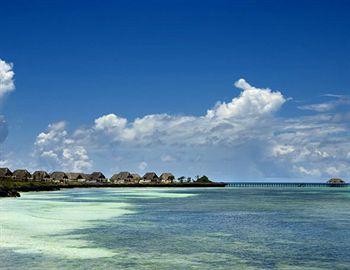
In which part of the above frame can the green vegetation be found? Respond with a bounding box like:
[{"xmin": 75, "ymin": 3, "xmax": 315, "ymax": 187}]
[
  {"xmin": 0, "ymin": 180, "xmax": 60, "ymax": 197},
  {"xmin": 196, "ymin": 175, "xmax": 212, "ymax": 183}
]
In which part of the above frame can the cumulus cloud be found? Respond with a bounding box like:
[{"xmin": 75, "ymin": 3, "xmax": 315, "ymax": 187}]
[
  {"xmin": 34, "ymin": 121, "xmax": 92, "ymax": 171},
  {"xmin": 0, "ymin": 59, "xmax": 15, "ymax": 97},
  {"xmin": 31, "ymin": 79, "xmax": 350, "ymax": 180},
  {"xmin": 206, "ymin": 79, "xmax": 285, "ymax": 119}
]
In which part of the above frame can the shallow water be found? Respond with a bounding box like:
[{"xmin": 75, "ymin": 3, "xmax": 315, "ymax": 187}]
[{"xmin": 1, "ymin": 187, "xmax": 349, "ymax": 269}]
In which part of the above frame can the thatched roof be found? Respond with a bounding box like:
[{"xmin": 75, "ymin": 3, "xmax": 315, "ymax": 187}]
[
  {"xmin": 66, "ymin": 173, "xmax": 85, "ymax": 180},
  {"xmin": 110, "ymin": 171, "xmax": 133, "ymax": 181},
  {"xmin": 142, "ymin": 172, "xmax": 159, "ymax": 182},
  {"xmin": 131, "ymin": 173, "xmax": 141, "ymax": 181},
  {"xmin": 160, "ymin": 173, "xmax": 175, "ymax": 181},
  {"xmin": 50, "ymin": 171, "xmax": 68, "ymax": 180},
  {"xmin": 33, "ymin": 171, "xmax": 50, "ymax": 180},
  {"xmin": 327, "ymin": 178, "xmax": 345, "ymax": 184},
  {"xmin": 81, "ymin": 173, "xmax": 91, "ymax": 180},
  {"xmin": 90, "ymin": 172, "xmax": 106, "ymax": 180},
  {"xmin": 0, "ymin": 167, "xmax": 13, "ymax": 177},
  {"xmin": 13, "ymin": 169, "xmax": 32, "ymax": 180}
]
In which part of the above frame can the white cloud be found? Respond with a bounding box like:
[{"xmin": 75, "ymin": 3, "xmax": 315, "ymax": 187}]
[
  {"xmin": 0, "ymin": 116, "xmax": 8, "ymax": 144},
  {"xmin": 138, "ymin": 161, "xmax": 148, "ymax": 171},
  {"xmin": 298, "ymin": 96, "xmax": 350, "ymax": 112},
  {"xmin": 0, "ymin": 59, "xmax": 14, "ymax": 158},
  {"xmin": 206, "ymin": 79, "xmax": 285, "ymax": 119},
  {"xmin": 298, "ymin": 102, "xmax": 337, "ymax": 112},
  {"xmin": 94, "ymin": 114, "xmax": 127, "ymax": 131},
  {"xmin": 294, "ymin": 166, "xmax": 321, "ymax": 177},
  {"xmin": 0, "ymin": 59, "xmax": 15, "ymax": 97},
  {"xmin": 272, "ymin": 145, "xmax": 295, "ymax": 157},
  {"xmin": 161, "ymin": 155, "xmax": 175, "ymax": 162},
  {"xmin": 34, "ymin": 121, "xmax": 92, "ymax": 172}
]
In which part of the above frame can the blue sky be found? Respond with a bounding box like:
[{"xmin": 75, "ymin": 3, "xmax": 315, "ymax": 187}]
[{"xmin": 0, "ymin": 0, "xmax": 349, "ymax": 181}]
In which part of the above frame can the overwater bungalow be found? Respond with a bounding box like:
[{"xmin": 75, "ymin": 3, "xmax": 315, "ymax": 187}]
[
  {"xmin": 32, "ymin": 171, "xmax": 51, "ymax": 181},
  {"xmin": 12, "ymin": 169, "xmax": 32, "ymax": 181},
  {"xmin": 0, "ymin": 167, "xmax": 13, "ymax": 179},
  {"xmin": 140, "ymin": 172, "xmax": 159, "ymax": 184},
  {"xmin": 327, "ymin": 178, "xmax": 346, "ymax": 186},
  {"xmin": 159, "ymin": 173, "xmax": 175, "ymax": 184}
]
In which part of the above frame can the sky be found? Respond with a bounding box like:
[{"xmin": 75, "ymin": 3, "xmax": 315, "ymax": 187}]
[{"xmin": 0, "ymin": 0, "xmax": 349, "ymax": 181}]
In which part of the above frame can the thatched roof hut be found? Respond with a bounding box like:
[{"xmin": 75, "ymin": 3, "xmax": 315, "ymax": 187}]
[
  {"xmin": 33, "ymin": 171, "xmax": 50, "ymax": 181},
  {"xmin": 159, "ymin": 172, "xmax": 175, "ymax": 183},
  {"xmin": 110, "ymin": 171, "xmax": 134, "ymax": 183},
  {"xmin": 81, "ymin": 173, "xmax": 91, "ymax": 180},
  {"xmin": 66, "ymin": 173, "xmax": 85, "ymax": 181},
  {"xmin": 90, "ymin": 172, "xmax": 106, "ymax": 181},
  {"xmin": 142, "ymin": 172, "xmax": 159, "ymax": 183},
  {"xmin": 13, "ymin": 169, "xmax": 32, "ymax": 180},
  {"xmin": 131, "ymin": 173, "xmax": 141, "ymax": 182},
  {"xmin": 327, "ymin": 178, "xmax": 345, "ymax": 185},
  {"xmin": 0, "ymin": 167, "xmax": 13, "ymax": 178},
  {"xmin": 50, "ymin": 171, "xmax": 68, "ymax": 180}
]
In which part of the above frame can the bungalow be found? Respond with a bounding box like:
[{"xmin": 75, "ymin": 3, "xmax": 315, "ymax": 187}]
[
  {"xmin": 110, "ymin": 171, "xmax": 134, "ymax": 184},
  {"xmin": 159, "ymin": 173, "xmax": 175, "ymax": 184},
  {"xmin": 66, "ymin": 173, "xmax": 86, "ymax": 182},
  {"xmin": 0, "ymin": 167, "xmax": 13, "ymax": 179},
  {"xmin": 140, "ymin": 172, "xmax": 159, "ymax": 184},
  {"xmin": 327, "ymin": 178, "xmax": 346, "ymax": 186},
  {"xmin": 32, "ymin": 171, "xmax": 51, "ymax": 181},
  {"xmin": 131, "ymin": 173, "xmax": 141, "ymax": 183},
  {"xmin": 50, "ymin": 171, "xmax": 68, "ymax": 182},
  {"xmin": 90, "ymin": 172, "xmax": 106, "ymax": 182},
  {"xmin": 81, "ymin": 173, "xmax": 91, "ymax": 181},
  {"xmin": 13, "ymin": 169, "xmax": 32, "ymax": 181}
]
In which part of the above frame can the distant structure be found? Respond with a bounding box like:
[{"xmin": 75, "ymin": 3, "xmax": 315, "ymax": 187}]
[
  {"xmin": 111, "ymin": 171, "xmax": 134, "ymax": 184},
  {"xmin": 33, "ymin": 171, "xmax": 50, "ymax": 181},
  {"xmin": 0, "ymin": 168, "xmax": 13, "ymax": 178},
  {"xmin": 81, "ymin": 173, "xmax": 91, "ymax": 181},
  {"xmin": 66, "ymin": 173, "xmax": 85, "ymax": 181},
  {"xmin": 12, "ymin": 169, "xmax": 32, "ymax": 181},
  {"xmin": 50, "ymin": 171, "xmax": 68, "ymax": 182},
  {"xmin": 141, "ymin": 172, "xmax": 159, "ymax": 184},
  {"xmin": 131, "ymin": 173, "xmax": 141, "ymax": 183},
  {"xmin": 327, "ymin": 178, "xmax": 346, "ymax": 186},
  {"xmin": 89, "ymin": 172, "xmax": 106, "ymax": 182},
  {"xmin": 159, "ymin": 173, "xmax": 175, "ymax": 184}
]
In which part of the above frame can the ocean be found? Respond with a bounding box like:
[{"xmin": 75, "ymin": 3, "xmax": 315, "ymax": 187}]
[{"xmin": 1, "ymin": 187, "xmax": 349, "ymax": 269}]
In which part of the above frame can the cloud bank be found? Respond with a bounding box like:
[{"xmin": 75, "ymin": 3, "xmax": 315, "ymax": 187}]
[{"xmin": 31, "ymin": 79, "xmax": 350, "ymax": 180}]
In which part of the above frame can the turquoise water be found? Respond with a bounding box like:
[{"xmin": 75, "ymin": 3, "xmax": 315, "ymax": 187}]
[{"xmin": 1, "ymin": 187, "xmax": 350, "ymax": 269}]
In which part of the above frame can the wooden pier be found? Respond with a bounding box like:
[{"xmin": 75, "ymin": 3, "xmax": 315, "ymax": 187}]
[{"xmin": 225, "ymin": 182, "xmax": 349, "ymax": 188}]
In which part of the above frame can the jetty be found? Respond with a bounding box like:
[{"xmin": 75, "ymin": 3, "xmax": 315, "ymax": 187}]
[{"xmin": 226, "ymin": 182, "xmax": 348, "ymax": 188}]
